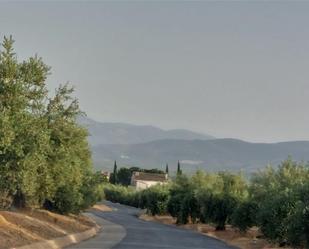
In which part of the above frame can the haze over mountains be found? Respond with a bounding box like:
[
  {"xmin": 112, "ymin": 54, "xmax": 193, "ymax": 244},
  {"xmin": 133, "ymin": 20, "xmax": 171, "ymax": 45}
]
[
  {"xmin": 80, "ymin": 117, "xmax": 309, "ymax": 173},
  {"xmin": 78, "ymin": 116, "xmax": 214, "ymax": 145}
]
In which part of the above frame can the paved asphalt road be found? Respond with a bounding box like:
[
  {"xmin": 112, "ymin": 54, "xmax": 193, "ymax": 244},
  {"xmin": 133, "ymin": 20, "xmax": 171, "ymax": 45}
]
[{"xmin": 69, "ymin": 201, "xmax": 236, "ymax": 249}]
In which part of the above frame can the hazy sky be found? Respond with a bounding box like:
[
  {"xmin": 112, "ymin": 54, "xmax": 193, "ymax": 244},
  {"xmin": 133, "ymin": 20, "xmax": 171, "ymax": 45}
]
[{"xmin": 0, "ymin": 1, "xmax": 308, "ymax": 142}]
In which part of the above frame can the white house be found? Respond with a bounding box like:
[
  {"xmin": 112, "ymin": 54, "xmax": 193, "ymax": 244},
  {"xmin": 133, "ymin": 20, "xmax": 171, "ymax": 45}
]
[{"xmin": 130, "ymin": 171, "xmax": 168, "ymax": 190}]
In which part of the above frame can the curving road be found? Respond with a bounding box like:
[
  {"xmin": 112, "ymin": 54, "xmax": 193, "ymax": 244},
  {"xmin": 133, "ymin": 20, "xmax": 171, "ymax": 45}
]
[{"xmin": 69, "ymin": 201, "xmax": 236, "ymax": 249}]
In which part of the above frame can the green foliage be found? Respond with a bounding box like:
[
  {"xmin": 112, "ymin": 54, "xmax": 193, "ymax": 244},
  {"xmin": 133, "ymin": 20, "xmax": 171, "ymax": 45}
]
[
  {"xmin": 116, "ymin": 167, "xmax": 132, "ymax": 186},
  {"xmin": 103, "ymin": 160, "xmax": 309, "ymax": 248},
  {"xmin": 142, "ymin": 185, "xmax": 169, "ymax": 215},
  {"xmin": 51, "ymin": 185, "xmax": 83, "ymax": 215},
  {"xmin": 167, "ymin": 174, "xmax": 198, "ymax": 224},
  {"xmin": 79, "ymin": 171, "xmax": 107, "ymax": 211},
  {"xmin": 0, "ymin": 36, "xmax": 51, "ymax": 208},
  {"xmin": 231, "ymin": 201, "xmax": 258, "ymax": 232},
  {"xmin": 103, "ymin": 184, "xmax": 138, "ymax": 206},
  {"xmin": 199, "ymin": 192, "xmax": 237, "ymax": 230},
  {"xmin": 250, "ymin": 159, "xmax": 309, "ymax": 247},
  {"xmin": 196, "ymin": 172, "xmax": 247, "ymax": 230},
  {"xmin": 284, "ymin": 196, "xmax": 309, "ymax": 249},
  {"xmin": 168, "ymin": 171, "xmax": 247, "ymax": 229},
  {"xmin": 103, "ymin": 183, "xmax": 169, "ymax": 215},
  {"xmin": 0, "ymin": 36, "xmax": 101, "ymax": 213},
  {"xmin": 256, "ymin": 193, "xmax": 295, "ymax": 243}
]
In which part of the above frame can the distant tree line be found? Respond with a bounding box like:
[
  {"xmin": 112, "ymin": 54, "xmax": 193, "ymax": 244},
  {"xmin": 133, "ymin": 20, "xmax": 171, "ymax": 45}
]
[
  {"xmin": 103, "ymin": 158, "xmax": 309, "ymax": 248},
  {"xmin": 0, "ymin": 37, "xmax": 105, "ymax": 214}
]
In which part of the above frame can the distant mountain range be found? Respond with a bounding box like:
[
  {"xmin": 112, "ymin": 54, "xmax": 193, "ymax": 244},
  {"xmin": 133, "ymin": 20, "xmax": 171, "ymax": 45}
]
[
  {"xmin": 78, "ymin": 116, "xmax": 214, "ymax": 146},
  {"xmin": 79, "ymin": 117, "xmax": 309, "ymax": 173},
  {"xmin": 92, "ymin": 139, "xmax": 309, "ymax": 173}
]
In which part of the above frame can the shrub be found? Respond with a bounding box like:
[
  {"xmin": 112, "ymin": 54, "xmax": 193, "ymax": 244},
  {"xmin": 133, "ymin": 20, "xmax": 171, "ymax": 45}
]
[
  {"xmin": 103, "ymin": 183, "xmax": 169, "ymax": 215},
  {"xmin": 167, "ymin": 174, "xmax": 198, "ymax": 224},
  {"xmin": 79, "ymin": 172, "xmax": 107, "ymax": 210},
  {"xmin": 199, "ymin": 192, "xmax": 238, "ymax": 230},
  {"xmin": 250, "ymin": 159, "xmax": 309, "ymax": 246},
  {"xmin": 52, "ymin": 185, "xmax": 83, "ymax": 214},
  {"xmin": 143, "ymin": 185, "xmax": 169, "ymax": 215},
  {"xmin": 197, "ymin": 171, "xmax": 248, "ymax": 230},
  {"xmin": 285, "ymin": 202, "xmax": 307, "ymax": 248},
  {"xmin": 285, "ymin": 184, "xmax": 309, "ymax": 248},
  {"xmin": 231, "ymin": 201, "xmax": 258, "ymax": 232}
]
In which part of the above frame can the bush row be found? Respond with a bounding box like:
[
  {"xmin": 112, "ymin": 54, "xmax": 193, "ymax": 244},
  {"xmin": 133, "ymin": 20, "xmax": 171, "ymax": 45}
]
[
  {"xmin": 103, "ymin": 184, "xmax": 169, "ymax": 215},
  {"xmin": 104, "ymin": 159, "xmax": 309, "ymax": 248}
]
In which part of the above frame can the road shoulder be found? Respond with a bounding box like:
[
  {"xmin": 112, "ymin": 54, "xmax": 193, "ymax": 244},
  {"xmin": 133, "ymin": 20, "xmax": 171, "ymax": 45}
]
[{"xmin": 67, "ymin": 211, "xmax": 126, "ymax": 249}]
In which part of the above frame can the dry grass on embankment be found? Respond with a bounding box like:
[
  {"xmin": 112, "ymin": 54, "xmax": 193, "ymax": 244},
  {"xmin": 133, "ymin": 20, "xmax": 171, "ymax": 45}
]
[
  {"xmin": 140, "ymin": 214, "xmax": 292, "ymax": 249},
  {"xmin": 0, "ymin": 208, "xmax": 97, "ymax": 249},
  {"xmin": 91, "ymin": 204, "xmax": 113, "ymax": 212}
]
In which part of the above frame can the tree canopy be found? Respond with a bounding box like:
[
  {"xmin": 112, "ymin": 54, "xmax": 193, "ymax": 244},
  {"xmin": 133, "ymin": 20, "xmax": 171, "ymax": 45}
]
[{"xmin": 0, "ymin": 36, "xmax": 104, "ymax": 213}]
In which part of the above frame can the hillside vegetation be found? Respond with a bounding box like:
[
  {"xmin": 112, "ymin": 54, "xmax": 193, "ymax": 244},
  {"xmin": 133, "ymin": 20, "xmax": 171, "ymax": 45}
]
[
  {"xmin": 93, "ymin": 138, "xmax": 309, "ymax": 172},
  {"xmin": 104, "ymin": 158, "xmax": 309, "ymax": 248},
  {"xmin": 0, "ymin": 37, "xmax": 104, "ymax": 213}
]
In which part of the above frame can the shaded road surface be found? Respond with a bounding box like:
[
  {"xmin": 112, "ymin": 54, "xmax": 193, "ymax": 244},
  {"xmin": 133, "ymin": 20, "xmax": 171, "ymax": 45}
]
[{"xmin": 69, "ymin": 201, "xmax": 236, "ymax": 249}]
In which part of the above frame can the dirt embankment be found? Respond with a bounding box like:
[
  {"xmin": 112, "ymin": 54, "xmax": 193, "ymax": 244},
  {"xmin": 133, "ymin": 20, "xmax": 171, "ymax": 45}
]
[
  {"xmin": 0, "ymin": 209, "xmax": 97, "ymax": 249},
  {"xmin": 140, "ymin": 214, "xmax": 291, "ymax": 249}
]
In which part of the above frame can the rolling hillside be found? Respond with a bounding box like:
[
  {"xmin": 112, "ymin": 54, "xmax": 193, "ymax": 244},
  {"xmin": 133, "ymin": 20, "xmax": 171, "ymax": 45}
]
[
  {"xmin": 79, "ymin": 117, "xmax": 309, "ymax": 173},
  {"xmin": 92, "ymin": 138, "xmax": 309, "ymax": 172}
]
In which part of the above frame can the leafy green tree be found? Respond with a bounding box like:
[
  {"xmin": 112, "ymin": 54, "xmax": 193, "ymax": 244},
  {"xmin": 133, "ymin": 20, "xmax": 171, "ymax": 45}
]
[
  {"xmin": 291, "ymin": 183, "xmax": 309, "ymax": 248},
  {"xmin": 0, "ymin": 36, "xmax": 98, "ymax": 213},
  {"xmin": 117, "ymin": 167, "xmax": 132, "ymax": 186},
  {"xmin": 198, "ymin": 191, "xmax": 237, "ymax": 230},
  {"xmin": 250, "ymin": 159, "xmax": 309, "ymax": 245},
  {"xmin": 79, "ymin": 171, "xmax": 107, "ymax": 210},
  {"xmin": 231, "ymin": 201, "xmax": 258, "ymax": 232},
  {"xmin": 142, "ymin": 184, "xmax": 169, "ymax": 215},
  {"xmin": 44, "ymin": 84, "xmax": 93, "ymax": 212},
  {"xmin": 197, "ymin": 172, "xmax": 247, "ymax": 230},
  {"xmin": 0, "ymin": 36, "xmax": 51, "ymax": 208},
  {"xmin": 52, "ymin": 185, "xmax": 83, "ymax": 214},
  {"xmin": 167, "ymin": 174, "xmax": 198, "ymax": 224}
]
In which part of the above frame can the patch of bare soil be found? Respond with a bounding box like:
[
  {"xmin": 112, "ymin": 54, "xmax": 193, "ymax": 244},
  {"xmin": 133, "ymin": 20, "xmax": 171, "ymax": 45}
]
[
  {"xmin": 90, "ymin": 204, "xmax": 113, "ymax": 212},
  {"xmin": 139, "ymin": 214, "xmax": 291, "ymax": 249},
  {"xmin": 0, "ymin": 214, "xmax": 39, "ymax": 248},
  {"xmin": 0, "ymin": 209, "xmax": 97, "ymax": 249}
]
